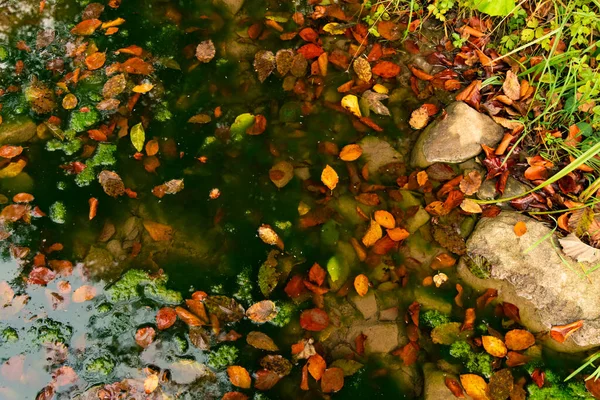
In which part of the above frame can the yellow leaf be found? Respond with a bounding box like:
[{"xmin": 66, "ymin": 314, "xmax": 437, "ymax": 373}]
[
  {"xmin": 258, "ymin": 224, "xmax": 284, "ymax": 250},
  {"xmin": 144, "ymin": 374, "xmax": 159, "ymax": 394},
  {"xmin": 353, "ymin": 58, "xmax": 372, "ymax": 82},
  {"xmin": 143, "ymin": 220, "xmax": 173, "ymax": 242},
  {"xmin": 321, "ymin": 165, "xmax": 339, "ymax": 190},
  {"xmin": 133, "ymin": 82, "xmax": 154, "ymax": 93},
  {"xmin": 482, "ymin": 336, "xmax": 508, "ymax": 358},
  {"xmin": 341, "ymin": 94, "xmax": 362, "ymax": 118},
  {"xmin": 373, "ymin": 84, "xmax": 389, "ymax": 94},
  {"xmin": 416, "ymin": 170, "xmax": 429, "ymax": 186},
  {"xmin": 374, "ymin": 210, "xmax": 395, "ymax": 229},
  {"xmin": 339, "ymin": 144, "xmax": 363, "ymax": 161},
  {"xmin": 354, "ymin": 274, "xmax": 369, "ymax": 296},
  {"xmin": 460, "ymin": 199, "xmax": 482, "ymax": 214},
  {"xmin": 323, "ymin": 22, "xmax": 346, "ymax": 35},
  {"xmin": 0, "ymin": 159, "xmax": 26, "ymax": 179},
  {"xmin": 361, "ymin": 220, "xmax": 382, "ymax": 247},
  {"xmin": 101, "ymin": 17, "xmax": 126, "ymax": 29},
  {"xmin": 460, "ymin": 374, "xmax": 490, "ymax": 400},
  {"xmin": 227, "ymin": 366, "xmax": 252, "ymax": 389}
]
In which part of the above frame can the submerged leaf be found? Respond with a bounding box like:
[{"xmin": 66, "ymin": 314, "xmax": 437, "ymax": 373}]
[
  {"xmin": 254, "ymin": 50, "xmax": 276, "ymax": 83},
  {"xmin": 269, "ymin": 161, "xmax": 294, "ymax": 188},
  {"xmin": 321, "ymin": 165, "xmax": 339, "ymax": 190},
  {"xmin": 247, "ymin": 331, "xmax": 279, "ymax": 351},
  {"xmin": 98, "ymin": 170, "xmax": 125, "ymax": 197},
  {"xmin": 353, "ymin": 274, "xmax": 369, "ymax": 296},
  {"xmin": 196, "ymin": 40, "xmax": 216, "ymax": 63},
  {"xmin": 246, "ymin": 300, "xmax": 278, "ymax": 323},
  {"xmin": 341, "ymin": 94, "xmax": 362, "ymax": 117},
  {"xmin": 362, "ymin": 90, "xmax": 390, "ymax": 116},
  {"xmin": 130, "ymin": 123, "xmax": 145, "ymax": 152},
  {"xmin": 300, "ymin": 308, "xmax": 330, "ymax": 331}
]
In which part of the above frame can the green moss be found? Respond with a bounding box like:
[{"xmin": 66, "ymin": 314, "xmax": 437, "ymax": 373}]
[
  {"xmin": 96, "ymin": 303, "xmax": 112, "ymax": 313},
  {"xmin": 0, "ymin": 46, "xmax": 8, "ymax": 61},
  {"xmin": 420, "ymin": 309, "xmax": 452, "ymax": 329},
  {"xmin": 31, "ymin": 318, "xmax": 73, "ymax": 345},
  {"xmin": 207, "ymin": 345, "xmax": 239, "ymax": 370},
  {"xmin": 85, "ymin": 355, "xmax": 115, "ymax": 375},
  {"xmin": 74, "ymin": 166, "xmax": 96, "ymax": 187},
  {"xmin": 465, "ymin": 253, "xmax": 492, "ymax": 279},
  {"xmin": 1, "ymin": 327, "xmax": 18, "ymax": 342},
  {"xmin": 74, "ymin": 143, "xmax": 117, "ymax": 187},
  {"xmin": 154, "ymin": 102, "xmax": 172, "ymax": 122},
  {"xmin": 269, "ymin": 301, "xmax": 296, "ymax": 327},
  {"xmin": 233, "ymin": 267, "xmax": 253, "ymax": 305},
  {"xmin": 46, "ymin": 137, "xmax": 82, "ymax": 155},
  {"xmin": 527, "ymin": 381, "xmax": 592, "ymax": 400},
  {"xmin": 49, "ymin": 201, "xmax": 67, "ymax": 224},
  {"xmin": 143, "ymin": 283, "xmax": 182, "ymax": 305},
  {"xmin": 106, "ymin": 269, "xmax": 153, "ymax": 302},
  {"xmin": 69, "ymin": 109, "xmax": 100, "ymax": 132},
  {"xmin": 173, "ymin": 334, "xmax": 188, "ymax": 354},
  {"xmin": 449, "ymin": 340, "xmax": 493, "ymax": 378}
]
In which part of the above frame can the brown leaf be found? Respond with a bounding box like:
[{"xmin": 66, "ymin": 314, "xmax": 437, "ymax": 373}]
[
  {"xmin": 409, "ymin": 106, "xmax": 430, "ymax": 129},
  {"xmin": 353, "ymin": 274, "xmax": 369, "ymax": 297},
  {"xmin": 321, "ymin": 368, "xmax": 344, "ymax": 393},
  {"xmin": 482, "ymin": 336, "xmax": 508, "ymax": 358},
  {"xmin": 254, "ymin": 50, "xmax": 276, "ymax": 82},
  {"xmin": 227, "ymin": 366, "xmax": 252, "ymax": 389},
  {"xmin": 175, "ymin": 306, "xmax": 203, "ymax": 327},
  {"xmin": 307, "ymin": 354, "xmax": 326, "ymax": 380},
  {"xmin": 353, "ymin": 57, "xmax": 372, "ymax": 82},
  {"xmin": 550, "ymin": 320, "xmax": 584, "ymax": 343},
  {"xmin": 246, "ymin": 300, "xmax": 278, "ymax": 323},
  {"xmin": 258, "ymin": 224, "xmax": 284, "ymax": 250},
  {"xmin": 247, "ymin": 331, "xmax": 279, "ymax": 351},
  {"xmin": 196, "ymin": 40, "xmax": 216, "ymax": 63},
  {"xmin": 143, "ymin": 220, "xmax": 173, "ymax": 241},
  {"xmin": 121, "ymin": 57, "xmax": 153, "ymax": 75},
  {"xmin": 185, "ymin": 299, "xmax": 209, "ymax": 324},
  {"xmin": 188, "ymin": 114, "xmax": 212, "ymax": 124},
  {"xmin": 300, "ymin": 308, "xmax": 330, "ymax": 331},
  {"xmin": 308, "ymin": 263, "xmax": 326, "ymax": 286},
  {"xmin": 254, "ymin": 369, "xmax": 280, "ymax": 391},
  {"xmin": 269, "ymin": 161, "xmax": 293, "ymax": 188},
  {"xmin": 135, "ymin": 326, "xmax": 156, "ymax": 348},
  {"xmin": 459, "ymin": 171, "xmax": 482, "ymax": 195},
  {"xmin": 98, "ymin": 170, "xmax": 125, "ymax": 197},
  {"xmin": 371, "ymin": 61, "xmax": 401, "ymax": 78},
  {"xmin": 102, "ymin": 74, "xmax": 127, "ymax": 98},
  {"xmin": 502, "ymin": 70, "xmax": 521, "ymax": 101}
]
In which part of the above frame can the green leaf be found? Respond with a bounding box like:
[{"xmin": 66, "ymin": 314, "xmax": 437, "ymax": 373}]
[
  {"xmin": 326, "ymin": 256, "xmax": 342, "ymax": 282},
  {"xmin": 230, "ymin": 113, "xmax": 255, "ymax": 139},
  {"xmin": 521, "ymin": 28, "xmax": 535, "ymax": 42},
  {"xmin": 258, "ymin": 264, "xmax": 280, "ymax": 297},
  {"xmin": 130, "ymin": 123, "xmax": 145, "ymax": 152},
  {"xmin": 473, "ymin": 0, "xmax": 516, "ymax": 16}
]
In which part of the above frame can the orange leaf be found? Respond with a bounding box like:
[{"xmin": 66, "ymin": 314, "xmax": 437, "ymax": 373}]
[
  {"xmin": 143, "ymin": 220, "xmax": 173, "ymax": 241},
  {"xmin": 0, "ymin": 145, "xmax": 23, "ymax": 159},
  {"xmin": 175, "ymin": 306, "xmax": 202, "ymax": 327},
  {"xmin": 394, "ymin": 341, "xmax": 420, "ymax": 366},
  {"xmin": 445, "ymin": 377, "xmax": 465, "ymax": 398},
  {"xmin": 550, "ymin": 320, "xmax": 584, "ymax": 343},
  {"xmin": 156, "ymin": 307, "xmax": 177, "ymax": 330},
  {"xmin": 505, "ymin": 329, "xmax": 535, "ymax": 351},
  {"xmin": 308, "ymin": 263, "xmax": 326, "ymax": 286},
  {"xmin": 321, "ymin": 368, "xmax": 344, "ymax": 393},
  {"xmin": 387, "ymin": 227, "xmax": 410, "ymax": 242},
  {"xmin": 372, "ymin": 61, "xmax": 401, "ymax": 78},
  {"xmin": 374, "ymin": 210, "xmax": 395, "ymax": 229},
  {"xmin": 513, "ymin": 221, "xmax": 527, "ymax": 237},
  {"xmin": 227, "ymin": 366, "xmax": 251, "ymax": 389},
  {"xmin": 85, "ymin": 52, "xmax": 106, "ymax": 70},
  {"xmin": 121, "ymin": 57, "xmax": 153, "ymax": 75},
  {"xmin": 321, "ymin": 165, "xmax": 339, "ymax": 190},
  {"xmin": 12, "ymin": 193, "xmax": 34, "ymax": 203},
  {"xmin": 361, "ymin": 219, "xmax": 382, "ymax": 247},
  {"xmin": 353, "ymin": 274, "xmax": 369, "ymax": 296},
  {"xmin": 460, "ymin": 374, "xmax": 489, "ymax": 400},
  {"xmin": 72, "ymin": 285, "xmax": 96, "ymax": 303},
  {"xmin": 300, "ymin": 308, "xmax": 330, "ymax": 331},
  {"xmin": 88, "ymin": 197, "xmax": 98, "ymax": 220},
  {"xmin": 482, "ymin": 336, "xmax": 507, "ymax": 358},
  {"xmin": 307, "ymin": 354, "xmax": 326, "ymax": 380},
  {"xmin": 297, "ymin": 43, "xmax": 324, "ymax": 59},
  {"xmin": 145, "ymin": 140, "xmax": 159, "ymax": 156},
  {"xmin": 339, "ymin": 144, "xmax": 362, "ymax": 161},
  {"xmin": 71, "ymin": 19, "xmax": 102, "ymax": 35}
]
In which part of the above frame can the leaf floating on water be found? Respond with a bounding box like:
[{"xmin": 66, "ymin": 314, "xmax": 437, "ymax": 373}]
[
  {"xmin": 132, "ymin": 82, "xmax": 154, "ymax": 93},
  {"xmin": 222, "ymin": 392, "xmax": 249, "ymax": 400},
  {"xmin": 98, "ymin": 170, "xmax": 125, "ymax": 197},
  {"xmin": 85, "ymin": 52, "xmax": 106, "ymax": 70},
  {"xmin": 269, "ymin": 161, "xmax": 294, "ymax": 188},
  {"xmin": 460, "ymin": 374, "xmax": 489, "ymax": 400},
  {"xmin": 152, "ymin": 179, "xmax": 184, "ymax": 198},
  {"xmin": 0, "ymin": 159, "xmax": 27, "ymax": 179},
  {"xmin": 321, "ymin": 165, "xmax": 338, "ymax": 190},
  {"xmin": 196, "ymin": 40, "xmax": 216, "ymax": 63},
  {"xmin": 71, "ymin": 19, "xmax": 102, "ymax": 35},
  {"xmin": 307, "ymin": 354, "xmax": 326, "ymax": 380},
  {"xmin": 102, "ymin": 73, "xmax": 127, "ymax": 99},
  {"xmin": 339, "ymin": 144, "xmax": 362, "ymax": 161},
  {"xmin": 144, "ymin": 374, "xmax": 159, "ymax": 394},
  {"xmin": 72, "ymin": 285, "xmax": 96, "ymax": 303},
  {"xmin": 247, "ymin": 114, "xmax": 267, "ymax": 135},
  {"xmin": 254, "ymin": 50, "xmax": 276, "ymax": 83},
  {"xmin": 387, "ymin": 227, "xmax": 410, "ymax": 242},
  {"xmin": 362, "ymin": 220, "xmax": 382, "ymax": 247},
  {"xmin": 323, "ymin": 22, "xmax": 346, "ymax": 35},
  {"xmin": 353, "ymin": 274, "xmax": 369, "ymax": 296},
  {"xmin": 482, "ymin": 336, "xmax": 508, "ymax": 358},
  {"xmin": 143, "ymin": 220, "xmax": 174, "ymax": 241},
  {"xmin": 247, "ymin": 331, "xmax": 279, "ymax": 351},
  {"xmin": 550, "ymin": 320, "xmax": 584, "ymax": 343},
  {"xmin": 135, "ymin": 326, "xmax": 156, "ymax": 348},
  {"xmin": 362, "ymin": 90, "xmax": 390, "ymax": 116},
  {"xmin": 341, "ymin": 94, "xmax": 362, "ymax": 117},
  {"xmin": 156, "ymin": 307, "xmax": 177, "ymax": 330},
  {"xmin": 372, "ymin": 61, "xmax": 401, "ymax": 78},
  {"xmin": 258, "ymin": 224, "xmax": 284, "ymax": 250},
  {"xmin": 130, "ymin": 123, "xmax": 145, "ymax": 152},
  {"xmin": 227, "ymin": 366, "xmax": 252, "ymax": 389},
  {"xmin": 175, "ymin": 306, "xmax": 203, "ymax": 327},
  {"xmin": 230, "ymin": 113, "xmax": 255, "ymax": 138},
  {"xmin": 353, "ymin": 57, "xmax": 372, "ymax": 82},
  {"xmin": 433, "ymin": 272, "xmax": 448, "ymax": 288},
  {"xmin": 246, "ymin": 300, "xmax": 278, "ymax": 323}
]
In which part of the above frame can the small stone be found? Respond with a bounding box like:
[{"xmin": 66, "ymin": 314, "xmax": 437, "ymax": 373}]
[{"xmin": 350, "ymin": 291, "xmax": 378, "ymax": 320}]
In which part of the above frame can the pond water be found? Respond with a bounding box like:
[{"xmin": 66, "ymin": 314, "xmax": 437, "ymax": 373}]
[{"xmin": 0, "ymin": 0, "xmax": 593, "ymax": 399}]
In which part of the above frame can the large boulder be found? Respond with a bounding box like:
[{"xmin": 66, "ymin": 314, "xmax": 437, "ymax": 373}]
[
  {"xmin": 457, "ymin": 211, "xmax": 600, "ymax": 352},
  {"xmin": 0, "ymin": 118, "xmax": 37, "ymax": 145},
  {"xmin": 411, "ymin": 102, "xmax": 504, "ymax": 168}
]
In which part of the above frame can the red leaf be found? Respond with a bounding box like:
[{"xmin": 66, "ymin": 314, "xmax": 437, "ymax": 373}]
[
  {"xmin": 297, "ymin": 44, "xmax": 324, "ymax": 59},
  {"xmin": 445, "ymin": 377, "xmax": 465, "ymax": 398},
  {"xmin": 0, "ymin": 145, "xmax": 23, "ymax": 158},
  {"xmin": 300, "ymin": 308, "xmax": 330, "ymax": 331},
  {"xmin": 254, "ymin": 369, "xmax": 280, "ymax": 391},
  {"xmin": 135, "ymin": 326, "xmax": 156, "ymax": 348},
  {"xmin": 550, "ymin": 320, "xmax": 584, "ymax": 343},
  {"xmin": 393, "ymin": 341, "xmax": 420, "ymax": 366},
  {"xmin": 299, "ymin": 27, "xmax": 319, "ymax": 43},
  {"xmin": 284, "ymin": 275, "xmax": 306, "ymax": 298},
  {"xmin": 531, "ymin": 369, "xmax": 545, "ymax": 388},
  {"xmin": 371, "ymin": 61, "xmax": 401, "ymax": 78},
  {"xmin": 308, "ymin": 263, "xmax": 326, "ymax": 286},
  {"xmin": 355, "ymin": 333, "xmax": 367, "ymax": 355},
  {"xmin": 156, "ymin": 307, "xmax": 177, "ymax": 330},
  {"xmin": 28, "ymin": 267, "xmax": 56, "ymax": 285}
]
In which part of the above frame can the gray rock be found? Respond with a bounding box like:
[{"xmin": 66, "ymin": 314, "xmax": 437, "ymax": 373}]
[
  {"xmin": 359, "ymin": 136, "xmax": 404, "ymax": 175},
  {"xmin": 0, "ymin": 118, "xmax": 37, "ymax": 145},
  {"xmin": 349, "ymin": 291, "xmax": 378, "ymax": 320},
  {"xmin": 346, "ymin": 321, "xmax": 401, "ymax": 354},
  {"xmin": 477, "ymin": 176, "xmax": 530, "ymax": 205},
  {"xmin": 423, "ymin": 363, "xmax": 473, "ymax": 400},
  {"xmin": 212, "ymin": 0, "xmax": 245, "ymax": 15},
  {"xmin": 411, "ymin": 102, "xmax": 504, "ymax": 168},
  {"xmin": 458, "ymin": 211, "xmax": 600, "ymax": 352},
  {"xmin": 219, "ymin": 38, "xmax": 258, "ymax": 60}
]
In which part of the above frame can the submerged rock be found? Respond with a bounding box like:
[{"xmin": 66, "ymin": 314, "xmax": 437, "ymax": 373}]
[
  {"xmin": 0, "ymin": 118, "xmax": 37, "ymax": 145},
  {"xmin": 212, "ymin": 0, "xmax": 245, "ymax": 15},
  {"xmin": 411, "ymin": 102, "xmax": 504, "ymax": 168},
  {"xmin": 457, "ymin": 211, "xmax": 600, "ymax": 352},
  {"xmin": 423, "ymin": 363, "xmax": 472, "ymax": 400}
]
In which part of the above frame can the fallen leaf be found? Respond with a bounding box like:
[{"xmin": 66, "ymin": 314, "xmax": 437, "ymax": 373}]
[
  {"xmin": 482, "ymin": 336, "xmax": 508, "ymax": 358},
  {"xmin": 98, "ymin": 170, "xmax": 125, "ymax": 197},
  {"xmin": 550, "ymin": 320, "xmax": 584, "ymax": 343},
  {"xmin": 135, "ymin": 326, "xmax": 156, "ymax": 348},
  {"xmin": 156, "ymin": 307, "xmax": 177, "ymax": 330},
  {"xmin": 513, "ymin": 221, "xmax": 527, "ymax": 237},
  {"xmin": 387, "ymin": 227, "xmax": 410, "ymax": 241},
  {"xmin": 72, "ymin": 285, "xmax": 96, "ymax": 303},
  {"xmin": 297, "ymin": 43, "xmax": 324, "ymax": 59},
  {"xmin": 13, "ymin": 193, "xmax": 34, "ymax": 203},
  {"xmin": 459, "ymin": 171, "xmax": 482, "ymax": 195},
  {"xmin": 196, "ymin": 40, "xmax": 216, "ymax": 63},
  {"xmin": 372, "ymin": 61, "xmax": 401, "ymax": 78},
  {"xmin": 341, "ymin": 94, "xmax": 362, "ymax": 117},
  {"xmin": 502, "ymin": 70, "xmax": 521, "ymax": 101},
  {"xmin": 254, "ymin": 50, "xmax": 276, "ymax": 83},
  {"xmin": 71, "ymin": 19, "xmax": 102, "ymax": 35},
  {"xmin": 0, "ymin": 145, "xmax": 23, "ymax": 159},
  {"xmin": 300, "ymin": 308, "xmax": 330, "ymax": 331},
  {"xmin": 0, "ymin": 159, "xmax": 27, "ymax": 178},
  {"xmin": 269, "ymin": 161, "xmax": 294, "ymax": 188},
  {"xmin": 460, "ymin": 199, "xmax": 482, "ymax": 213},
  {"xmin": 374, "ymin": 210, "xmax": 395, "ymax": 229},
  {"xmin": 308, "ymin": 263, "xmax": 326, "ymax": 286},
  {"xmin": 362, "ymin": 90, "xmax": 390, "ymax": 116},
  {"xmin": 353, "ymin": 274, "xmax": 369, "ymax": 296},
  {"xmin": 246, "ymin": 300, "xmax": 278, "ymax": 323},
  {"xmin": 307, "ymin": 354, "xmax": 326, "ymax": 380},
  {"xmin": 188, "ymin": 114, "xmax": 211, "ymax": 124},
  {"xmin": 121, "ymin": 57, "xmax": 153, "ymax": 75},
  {"xmin": 339, "ymin": 144, "xmax": 363, "ymax": 161},
  {"xmin": 102, "ymin": 74, "xmax": 127, "ymax": 98},
  {"xmin": 321, "ymin": 165, "xmax": 339, "ymax": 190},
  {"xmin": 130, "ymin": 123, "xmax": 145, "ymax": 152},
  {"xmin": 254, "ymin": 369, "xmax": 280, "ymax": 390},
  {"xmin": 227, "ymin": 366, "xmax": 251, "ymax": 389},
  {"xmin": 394, "ymin": 341, "xmax": 420, "ymax": 366},
  {"xmin": 175, "ymin": 306, "xmax": 203, "ymax": 327},
  {"xmin": 85, "ymin": 52, "xmax": 106, "ymax": 70},
  {"xmin": 247, "ymin": 331, "xmax": 279, "ymax": 351},
  {"xmin": 460, "ymin": 374, "xmax": 489, "ymax": 400},
  {"xmin": 88, "ymin": 197, "xmax": 98, "ymax": 220},
  {"xmin": 223, "ymin": 392, "xmax": 249, "ymax": 400},
  {"xmin": 133, "ymin": 82, "xmax": 154, "ymax": 93},
  {"xmin": 409, "ymin": 106, "xmax": 430, "ymax": 129},
  {"xmin": 143, "ymin": 220, "xmax": 173, "ymax": 241},
  {"xmin": 62, "ymin": 94, "xmax": 78, "ymax": 110},
  {"xmin": 321, "ymin": 368, "xmax": 344, "ymax": 393},
  {"xmin": 433, "ymin": 272, "xmax": 448, "ymax": 288},
  {"xmin": 445, "ymin": 377, "xmax": 465, "ymax": 398},
  {"xmin": 145, "ymin": 140, "xmax": 159, "ymax": 156},
  {"xmin": 362, "ymin": 219, "xmax": 383, "ymax": 247},
  {"xmin": 258, "ymin": 224, "xmax": 284, "ymax": 250},
  {"xmin": 144, "ymin": 374, "xmax": 159, "ymax": 394},
  {"xmin": 504, "ymin": 329, "xmax": 535, "ymax": 351},
  {"xmin": 353, "ymin": 57, "xmax": 372, "ymax": 82}
]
